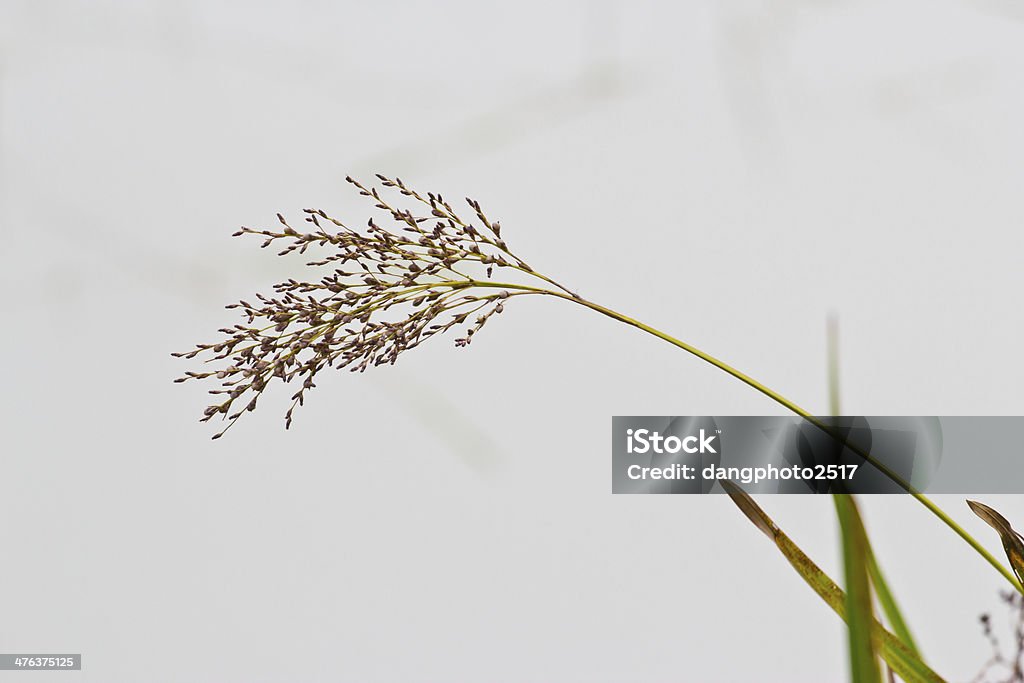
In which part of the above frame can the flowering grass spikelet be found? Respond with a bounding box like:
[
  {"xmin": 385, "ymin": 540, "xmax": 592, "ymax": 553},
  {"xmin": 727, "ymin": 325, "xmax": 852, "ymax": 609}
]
[{"xmin": 173, "ymin": 175, "xmax": 575, "ymax": 439}]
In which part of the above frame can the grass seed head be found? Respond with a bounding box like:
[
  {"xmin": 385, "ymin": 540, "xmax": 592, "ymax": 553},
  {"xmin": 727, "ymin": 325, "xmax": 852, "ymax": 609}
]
[{"xmin": 174, "ymin": 175, "xmax": 566, "ymax": 439}]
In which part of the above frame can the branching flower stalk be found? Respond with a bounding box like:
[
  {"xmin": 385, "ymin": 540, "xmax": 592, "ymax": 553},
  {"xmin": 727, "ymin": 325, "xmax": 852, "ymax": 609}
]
[
  {"xmin": 174, "ymin": 175, "xmax": 577, "ymax": 437},
  {"xmin": 975, "ymin": 591, "xmax": 1024, "ymax": 683},
  {"xmin": 174, "ymin": 174, "xmax": 1017, "ymax": 594}
]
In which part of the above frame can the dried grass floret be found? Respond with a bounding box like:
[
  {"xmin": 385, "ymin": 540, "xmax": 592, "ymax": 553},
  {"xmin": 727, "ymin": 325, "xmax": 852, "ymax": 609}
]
[{"xmin": 173, "ymin": 175, "xmax": 575, "ymax": 439}]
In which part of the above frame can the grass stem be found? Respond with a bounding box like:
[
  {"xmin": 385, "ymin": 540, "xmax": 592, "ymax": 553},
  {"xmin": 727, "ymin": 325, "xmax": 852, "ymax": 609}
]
[{"xmin": 470, "ymin": 281, "xmax": 1023, "ymax": 595}]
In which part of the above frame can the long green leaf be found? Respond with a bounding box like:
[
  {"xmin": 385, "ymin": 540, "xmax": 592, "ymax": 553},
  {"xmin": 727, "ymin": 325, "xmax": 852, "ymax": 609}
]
[
  {"xmin": 721, "ymin": 481, "xmax": 945, "ymax": 683},
  {"xmin": 835, "ymin": 494, "xmax": 883, "ymax": 683},
  {"xmin": 825, "ymin": 318, "xmax": 920, "ymax": 659},
  {"xmin": 866, "ymin": 548, "xmax": 920, "ymax": 657}
]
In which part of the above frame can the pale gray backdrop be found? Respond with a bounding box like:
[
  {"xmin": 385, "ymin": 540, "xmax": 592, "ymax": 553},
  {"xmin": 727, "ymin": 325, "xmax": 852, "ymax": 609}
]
[{"xmin": 1, "ymin": 1, "xmax": 1023, "ymax": 681}]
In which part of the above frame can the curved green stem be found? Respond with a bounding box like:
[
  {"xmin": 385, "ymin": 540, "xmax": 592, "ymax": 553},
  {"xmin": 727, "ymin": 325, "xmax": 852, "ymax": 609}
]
[
  {"xmin": 912, "ymin": 492, "xmax": 1021, "ymax": 591},
  {"xmin": 471, "ymin": 279, "xmax": 1022, "ymax": 593}
]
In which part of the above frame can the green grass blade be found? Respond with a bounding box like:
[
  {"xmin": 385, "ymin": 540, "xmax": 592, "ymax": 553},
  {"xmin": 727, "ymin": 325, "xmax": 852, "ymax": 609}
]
[
  {"xmin": 835, "ymin": 494, "xmax": 883, "ymax": 683},
  {"xmin": 866, "ymin": 548, "xmax": 920, "ymax": 657},
  {"xmin": 721, "ymin": 481, "xmax": 945, "ymax": 683},
  {"xmin": 826, "ymin": 319, "xmax": 919, "ymax": 659},
  {"xmin": 827, "ymin": 313, "xmax": 841, "ymax": 417}
]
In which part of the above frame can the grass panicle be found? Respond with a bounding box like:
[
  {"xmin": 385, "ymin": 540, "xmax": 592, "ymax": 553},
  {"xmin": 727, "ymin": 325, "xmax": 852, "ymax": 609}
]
[{"xmin": 173, "ymin": 175, "xmax": 573, "ymax": 439}]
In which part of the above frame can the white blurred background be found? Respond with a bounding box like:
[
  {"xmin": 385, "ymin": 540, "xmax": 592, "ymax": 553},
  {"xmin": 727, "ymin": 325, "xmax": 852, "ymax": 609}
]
[{"xmin": 1, "ymin": 1, "xmax": 1022, "ymax": 680}]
